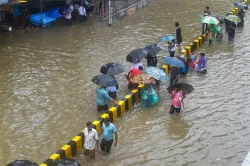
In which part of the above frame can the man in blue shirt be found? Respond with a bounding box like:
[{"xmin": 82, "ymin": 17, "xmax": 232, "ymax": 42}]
[
  {"xmin": 96, "ymin": 86, "xmax": 117, "ymax": 111},
  {"xmin": 101, "ymin": 118, "xmax": 118, "ymax": 152}
]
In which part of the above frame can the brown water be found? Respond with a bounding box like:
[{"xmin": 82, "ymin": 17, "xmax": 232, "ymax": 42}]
[{"xmin": 1, "ymin": 0, "xmax": 250, "ymax": 165}]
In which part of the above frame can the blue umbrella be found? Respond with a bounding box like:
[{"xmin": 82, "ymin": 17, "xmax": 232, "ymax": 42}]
[
  {"xmin": 234, "ymin": 2, "xmax": 248, "ymax": 10},
  {"xmin": 144, "ymin": 67, "xmax": 168, "ymax": 81},
  {"xmin": 159, "ymin": 35, "xmax": 176, "ymax": 42},
  {"xmin": 164, "ymin": 57, "xmax": 185, "ymax": 68}
]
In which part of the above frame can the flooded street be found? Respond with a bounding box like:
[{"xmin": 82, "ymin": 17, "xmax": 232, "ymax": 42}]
[{"xmin": 1, "ymin": 0, "xmax": 250, "ymax": 165}]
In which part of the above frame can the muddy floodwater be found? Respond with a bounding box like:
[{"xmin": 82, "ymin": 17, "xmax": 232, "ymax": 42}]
[{"xmin": 1, "ymin": 0, "xmax": 250, "ymax": 165}]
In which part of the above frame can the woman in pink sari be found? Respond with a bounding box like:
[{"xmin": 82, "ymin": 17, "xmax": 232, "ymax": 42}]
[{"xmin": 170, "ymin": 88, "xmax": 186, "ymax": 114}]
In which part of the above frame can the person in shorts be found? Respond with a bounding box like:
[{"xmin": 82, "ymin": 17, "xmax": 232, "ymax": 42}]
[{"xmin": 84, "ymin": 122, "xmax": 99, "ymax": 158}]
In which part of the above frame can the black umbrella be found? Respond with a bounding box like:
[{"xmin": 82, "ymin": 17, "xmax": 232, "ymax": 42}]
[
  {"xmin": 144, "ymin": 43, "xmax": 162, "ymax": 57},
  {"xmin": 7, "ymin": 160, "xmax": 38, "ymax": 166},
  {"xmin": 51, "ymin": 158, "xmax": 81, "ymax": 166},
  {"xmin": 92, "ymin": 74, "xmax": 117, "ymax": 87},
  {"xmin": 167, "ymin": 82, "xmax": 194, "ymax": 94},
  {"xmin": 100, "ymin": 63, "xmax": 125, "ymax": 75},
  {"xmin": 126, "ymin": 48, "xmax": 148, "ymax": 63}
]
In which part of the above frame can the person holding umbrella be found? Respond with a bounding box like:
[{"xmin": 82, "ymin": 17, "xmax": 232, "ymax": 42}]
[
  {"xmin": 92, "ymin": 74, "xmax": 118, "ymax": 111},
  {"xmin": 164, "ymin": 56, "xmax": 184, "ymax": 86},
  {"xmin": 237, "ymin": 9, "xmax": 245, "ymax": 28},
  {"xmin": 100, "ymin": 63, "xmax": 125, "ymax": 99},
  {"xmin": 170, "ymin": 86, "xmax": 186, "ymax": 114},
  {"xmin": 144, "ymin": 43, "xmax": 162, "ymax": 67},
  {"xmin": 167, "ymin": 82, "xmax": 194, "ymax": 114},
  {"xmin": 126, "ymin": 48, "xmax": 147, "ymax": 69}
]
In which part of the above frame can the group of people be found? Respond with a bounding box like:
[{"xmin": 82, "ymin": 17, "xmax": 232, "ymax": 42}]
[
  {"xmin": 202, "ymin": 6, "xmax": 246, "ymax": 42},
  {"xmin": 62, "ymin": 2, "xmax": 88, "ymax": 25}
]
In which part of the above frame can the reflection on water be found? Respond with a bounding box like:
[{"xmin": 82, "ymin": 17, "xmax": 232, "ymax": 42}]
[
  {"xmin": 1, "ymin": 0, "xmax": 250, "ymax": 165},
  {"xmin": 167, "ymin": 115, "xmax": 190, "ymax": 139}
]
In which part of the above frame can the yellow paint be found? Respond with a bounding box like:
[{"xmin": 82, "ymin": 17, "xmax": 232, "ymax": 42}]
[
  {"xmin": 138, "ymin": 84, "xmax": 144, "ymax": 89},
  {"xmin": 202, "ymin": 34, "xmax": 207, "ymax": 41},
  {"xmin": 92, "ymin": 120, "xmax": 101, "ymax": 133},
  {"xmin": 118, "ymin": 100, "xmax": 125, "ymax": 115},
  {"xmin": 131, "ymin": 89, "xmax": 140, "ymax": 101},
  {"xmin": 181, "ymin": 49, "xmax": 187, "ymax": 59},
  {"xmin": 162, "ymin": 65, "xmax": 168, "ymax": 74},
  {"xmin": 100, "ymin": 113, "xmax": 109, "ymax": 120},
  {"xmin": 49, "ymin": 153, "xmax": 60, "ymax": 160},
  {"xmin": 198, "ymin": 37, "xmax": 202, "ymax": 45},
  {"xmin": 109, "ymin": 107, "xmax": 118, "ymax": 121},
  {"xmin": 72, "ymin": 136, "xmax": 83, "ymax": 153},
  {"xmin": 232, "ymin": 10, "xmax": 236, "ymax": 15},
  {"xmin": 234, "ymin": 8, "xmax": 238, "ymax": 14},
  {"xmin": 40, "ymin": 164, "xmax": 47, "ymax": 166},
  {"xmin": 185, "ymin": 46, "xmax": 191, "ymax": 57},
  {"xmin": 125, "ymin": 95, "xmax": 132, "ymax": 109},
  {"xmin": 61, "ymin": 145, "xmax": 72, "ymax": 158},
  {"xmin": 194, "ymin": 40, "xmax": 199, "ymax": 49}
]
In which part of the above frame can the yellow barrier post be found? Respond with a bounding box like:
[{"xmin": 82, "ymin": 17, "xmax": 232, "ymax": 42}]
[
  {"xmin": 244, "ymin": 0, "xmax": 248, "ymax": 4},
  {"xmin": 198, "ymin": 37, "xmax": 203, "ymax": 46},
  {"xmin": 131, "ymin": 89, "xmax": 140, "ymax": 102},
  {"xmin": 162, "ymin": 65, "xmax": 168, "ymax": 74},
  {"xmin": 229, "ymin": 12, "xmax": 233, "ymax": 15},
  {"xmin": 181, "ymin": 49, "xmax": 187, "ymax": 59},
  {"xmin": 118, "ymin": 100, "xmax": 125, "ymax": 115},
  {"xmin": 189, "ymin": 42, "xmax": 194, "ymax": 52},
  {"xmin": 40, "ymin": 164, "xmax": 47, "ymax": 166},
  {"xmin": 125, "ymin": 94, "xmax": 133, "ymax": 109},
  {"xmin": 202, "ymin": 34, "xmax": 207, "ymax": 41},
  {"xmin": 242, "ymin": 2, "xmax": 246, "ymax": 5},
  {"xmin": 138, "ymin": 84, "xmax": 144, "ymax": 89},
  {"xmin": 109, "ymin": 107, "xmax": 118, "ymax": 122},
  {"xmin": 61, "ymin": 145, "xmax": 72, "ymax": 158},
  {"xmin": 185, "ymin": 46, "xmax": 191, "ymax": 56},
  {"xmin": 92, "ymin": 120, "xmax": 101, "ymax": 133},
  {"xmin": 194, "ymin": 40, "xmax": 199, "ymax": 49},
  {"xmin": 49, "ymin": 153, "xmax": 60, "ymax": 161},
  {"xmin": 234, "ymin": 8, "xmax": 238, "ymax": 14},
  {"xmin": 72, "ymin": 136, "xmax": 83, "ymax": 153},
  {"xmin": 232, "ymin": 9, "xmax": 236, "ymax": 15},
  {"xmin": 100, "ymin": 113, "xmax": 109, "ymax": 120}
]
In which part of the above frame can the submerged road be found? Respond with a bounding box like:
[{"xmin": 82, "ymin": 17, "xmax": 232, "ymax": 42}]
[{"xmin": 0, "ymin": 0, "xmax": 250, "ymax": 165}]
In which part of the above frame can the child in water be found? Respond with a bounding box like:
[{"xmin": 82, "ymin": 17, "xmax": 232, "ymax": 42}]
[
  {"xmin": 188, "ymin": 50, "xmax": 197, "ymax": 70},
  {"xmin": 170, "ymin": 87, "xmax": 186, "ymax": 114},
  {"xmin": 196, "ymin": 52, "xmax": 207, "ymax": 73}
]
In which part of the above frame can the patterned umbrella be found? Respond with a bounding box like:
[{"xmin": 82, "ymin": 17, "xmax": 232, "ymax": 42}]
[
  {"xmin": 225, "ymin": 15, "xmax": 241, "ymax": 24},
  {"xmin": 201, "ymin": 16, "xmax": 219, "ymax": 25},
  {"xmin": 144, "ymin": 67, "xmax": 168, "ymax": 81},
  {"xmin": 130, "ymin": 74, "xmax": 155, "ymax": 84}
]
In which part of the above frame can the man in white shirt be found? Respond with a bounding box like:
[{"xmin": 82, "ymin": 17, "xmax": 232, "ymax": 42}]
[
  {"xmin": 84, "ymin": 122, "xmax": 99, "ymax": 158},
  {"xmin": 131, "ymin": 61, "xmax": 143, "ymax": 70},
  {"xmin": 78, "ymin": 3, "xmax": 87, "ymax": 23}
]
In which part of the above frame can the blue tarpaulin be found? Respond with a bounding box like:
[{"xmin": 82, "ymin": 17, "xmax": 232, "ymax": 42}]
[
  {"xmin": 0, "ymin": 0, "xmax": 8, "ymax": 5},
  {"xmin": 29, "ymin": 8, "xmax": 62, "ymax": 26}
]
